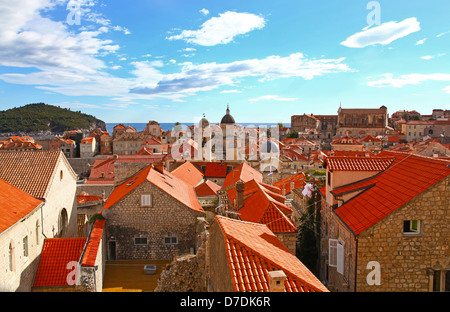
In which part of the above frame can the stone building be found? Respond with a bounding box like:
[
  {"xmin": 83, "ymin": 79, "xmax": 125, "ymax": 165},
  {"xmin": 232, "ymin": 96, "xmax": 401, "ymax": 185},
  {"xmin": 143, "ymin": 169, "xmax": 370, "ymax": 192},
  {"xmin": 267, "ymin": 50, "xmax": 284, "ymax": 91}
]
[
  {"xmin": 403, "ymin": 120, "xmax": 450, "ymax": 143},
  {"xmin": 113, "ymin": 132, "xmax": 152, "ymax": 155},
  {"xmin": 80, "ymin": 136, "xmax": 97, "ymax": 158},
  {"xmin": 0, "ymin": 151, "xmax": 78, "ymax": 239},
  {"xmin": 143, "ymin": 120, "xmax": 162, "ymax": 137},
  {"xmin": 336, "ymin": 106, "xmax": 391, "ymax": 137},
  {"xmin": 207, "ymin": 215, "xmax": 328, "ymax": 292},
  {"xmin": 0, "ymin": 179, "xmax": 44, "ymax": 292},
  {"xmin": 290, "ymin": 114, "xmax": 338, "ymax": 140},
  {"xmin": 320, "ymin": 152, "xmax": 450, "ymax": 292},
  {"xmin": 100, "ymin": 163, "xmax": 205, "ymax": 260}
]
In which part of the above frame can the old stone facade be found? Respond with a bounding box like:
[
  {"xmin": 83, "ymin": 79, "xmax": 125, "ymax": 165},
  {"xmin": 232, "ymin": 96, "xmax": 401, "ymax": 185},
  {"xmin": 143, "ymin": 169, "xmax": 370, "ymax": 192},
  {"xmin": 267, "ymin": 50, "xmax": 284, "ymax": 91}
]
[
  {"xmin": 320, "ymin": 176, "xmax": 450, "ymax": 292},
  {"xmin": 291, "ymin": 114, "xmax": 338, "ymax": 140},
  {"xmin": 336, "ymin": 106, "xmax": 390, "ymax": 137},
  {"xmin": 104, "ymin": 180, "xmax": 205, "ymax": 260}
]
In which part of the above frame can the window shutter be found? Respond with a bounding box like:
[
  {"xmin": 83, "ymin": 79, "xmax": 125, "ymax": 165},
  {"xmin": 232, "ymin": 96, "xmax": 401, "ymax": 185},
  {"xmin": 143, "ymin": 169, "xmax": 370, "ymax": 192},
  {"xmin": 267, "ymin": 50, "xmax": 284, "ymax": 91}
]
[
  {"xmin": 141, "ymin": 195, "xmax": 152, "ymax": 207},
  {"xmin": 337, "ymin": 242, "xmax": 344, "ymax": 274},
  {"xmin": 329, "ymin": 239, "xmax": 338, "ymax": 267}
]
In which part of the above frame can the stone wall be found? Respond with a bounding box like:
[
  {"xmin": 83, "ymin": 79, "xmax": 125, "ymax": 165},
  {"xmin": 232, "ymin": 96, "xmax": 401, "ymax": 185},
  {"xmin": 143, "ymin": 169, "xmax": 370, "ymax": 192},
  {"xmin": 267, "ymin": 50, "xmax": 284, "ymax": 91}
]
[
  {"xmin": 154, "ymin": 231, "xmax": 207, "ymax": 292},
  {"xmin": 320, "ymin": 176, "xmax": 449, "ymax": 292},
  {"xmin": 355, "ymin": 176, "xmax": 450, "ymax": 292},
  {"xmin": 105, "ymin": 180, "xmax": 205, "ymax": 260}
]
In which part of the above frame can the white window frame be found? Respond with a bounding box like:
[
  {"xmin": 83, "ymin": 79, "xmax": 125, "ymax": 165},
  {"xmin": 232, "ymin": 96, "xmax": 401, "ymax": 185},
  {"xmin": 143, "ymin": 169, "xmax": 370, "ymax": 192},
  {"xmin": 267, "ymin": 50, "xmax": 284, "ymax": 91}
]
[
  {"xmin": 403, "ymin": 220, "xmax": 421, "ymax": 235},
  {"xmin": 23, "ymin": 236, "xmax": 29, "ymax": 258},
  {"xmin": 329, "ymin": 238, "xmax": 344, "ymax": 274},
  {"xmin": 141, "ymin": 194, "xmax": 152, "ymax": 207}
]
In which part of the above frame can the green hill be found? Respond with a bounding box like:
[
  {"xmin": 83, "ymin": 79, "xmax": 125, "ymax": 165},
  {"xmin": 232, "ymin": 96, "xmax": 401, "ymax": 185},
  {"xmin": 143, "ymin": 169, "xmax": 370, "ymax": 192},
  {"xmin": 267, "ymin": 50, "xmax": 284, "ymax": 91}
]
[{"xmin": 0, "ymin": 103, "xmax": 106, "ymax": 133}]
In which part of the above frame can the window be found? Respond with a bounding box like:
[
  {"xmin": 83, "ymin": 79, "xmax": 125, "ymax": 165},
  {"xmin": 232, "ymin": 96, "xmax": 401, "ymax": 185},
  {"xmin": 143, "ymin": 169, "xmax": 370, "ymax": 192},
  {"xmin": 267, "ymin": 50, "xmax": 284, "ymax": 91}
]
[
  {"xmin": 134, "ymin": 237, "xmax": 148, "ymax": 245},
  {"xmin": 141, "ymin": 194, "xmax": 152, "ymax": 207},
  {"xmin": 433, "ymin": 270, "xmax": 450, "ymax": 292},
  {"xmin": 403, "ymin": 220, "xmax": 421, "ymax": 235},
  {"xmin": 164, "ymin": 236, "xmax": 178, "ymax": 245},
  {"xmin": 329, "ymin": 239, "xmax": 344, "ymax": 274},
  {"xmin": 23, "ymin": 236, "xmax": 29, "ymax": 257}
]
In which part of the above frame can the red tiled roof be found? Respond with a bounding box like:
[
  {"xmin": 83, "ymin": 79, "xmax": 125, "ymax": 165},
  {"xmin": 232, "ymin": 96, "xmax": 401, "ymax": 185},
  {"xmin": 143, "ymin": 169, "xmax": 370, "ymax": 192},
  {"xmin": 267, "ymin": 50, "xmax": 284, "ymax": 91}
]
[
  {"xmin": 33, "ymin": 238, "xmax": 87, "ymax": 288},
  {"xmin": 273, "ymin": 172, "xmax": 306, "ymax": 195},
  {"xmin": 216, "ymin": 216, "xmax": 328, "ymax": 292},
  {"xmin": 222, "ymin": 162, "xmax": 262, "ymax": 189},
  {"xmin": 81, "ymin": 220, "xmax": 105, "ymax": 267},
  {"xmin": 87, "ymin": 155, "xmax": 167, "ymax": 184},
  {"xmin": 77, "ymin": 194, "xmax": 103, "ymax": 204},
  {"xmin": 204, "ymin": 162, "xmax": 228, "ymax": 177},
  {"xmin": 334, "ymin": 152, "xmax": 450, "ymax": 235},
  {"xmin": 325, "ymin": 157, "xmax": 395, "ymax": 171},
  {"xmin": 171, "ymin": 161, "xmax": 204, "ymax": 187},
  {"xmin": 195, "ymin": 180, "xmax": 221, "ymax": 197},
  {"xmin": 81, "ymin": 137, "xmax": 94, "ymax": 144},
  {"xmin": 136, "ymin": 147, "xmax": 154, "ymax": 155},
  {"xmin": 0, "ymin": 151, "xmax": 73, "ymax": 199},
  {"xmin": 0, "ymin": 179, "xmax": 43, "ymax": 233},
  {"xmin": 143, "ymin": 138, "xmax": 162, "ymax": 145},
  {"xmin": 227, "ymin": 179, "xmax": 296, "ymax": 234},
  {"xmin": 360, "ymin": 135, "xmax": 382, "ymax": 142},
  {"xmin": 101, "ymin": 164, "xmax": 203, "ymax": 213}
]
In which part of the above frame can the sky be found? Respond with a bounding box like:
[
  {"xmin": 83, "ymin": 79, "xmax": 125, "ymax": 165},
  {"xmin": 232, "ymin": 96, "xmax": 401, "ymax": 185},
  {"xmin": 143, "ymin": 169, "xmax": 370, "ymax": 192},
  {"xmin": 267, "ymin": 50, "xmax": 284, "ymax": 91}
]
[{"xmin": 0, "ymin": 0, "xmax": 449, "ymax": 124}]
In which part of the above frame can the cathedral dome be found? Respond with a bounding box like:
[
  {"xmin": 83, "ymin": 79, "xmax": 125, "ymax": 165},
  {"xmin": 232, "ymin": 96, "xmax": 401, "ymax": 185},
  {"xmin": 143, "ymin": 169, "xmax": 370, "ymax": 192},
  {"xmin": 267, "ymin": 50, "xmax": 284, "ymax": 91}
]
[
  {"xmin": 220, "ymin": 105, "xmax": 235, "ymax": 125},
  {"xmin": 199, "ymin": 114, "xmax": 210, "ymax": 128}
]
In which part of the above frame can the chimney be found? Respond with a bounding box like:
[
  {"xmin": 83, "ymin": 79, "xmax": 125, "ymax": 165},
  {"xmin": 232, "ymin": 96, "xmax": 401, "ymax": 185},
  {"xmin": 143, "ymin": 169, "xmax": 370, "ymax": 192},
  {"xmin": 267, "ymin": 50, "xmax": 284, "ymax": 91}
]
[
  {"xmin": 153, "ymin": 162, "xmax": 164, "ymax": 174},
  {"xmin": 235, "ymin": 179, "xmax": 245, "ymax": 210},
  {"xmin": 268, "ymin": 270, "xmax": 286, "ymax": 292}
]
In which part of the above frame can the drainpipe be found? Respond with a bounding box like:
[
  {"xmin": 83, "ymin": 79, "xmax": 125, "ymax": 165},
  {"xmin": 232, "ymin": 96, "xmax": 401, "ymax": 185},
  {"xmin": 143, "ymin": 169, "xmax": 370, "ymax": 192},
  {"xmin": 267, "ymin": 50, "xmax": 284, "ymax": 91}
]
[{"xmin": 40, "ymin": 201, "xmax": 47, "ymax": 239}]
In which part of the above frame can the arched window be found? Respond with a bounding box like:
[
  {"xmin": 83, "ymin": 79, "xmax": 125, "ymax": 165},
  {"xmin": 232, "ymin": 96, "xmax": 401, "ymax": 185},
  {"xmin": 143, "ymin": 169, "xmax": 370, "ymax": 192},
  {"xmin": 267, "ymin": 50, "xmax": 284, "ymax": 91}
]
[
  {"xmin": 9, "ymin": 241, "xmax": 15, "ymax": 272},
  {"xmin": 58, "ymin": 208, "xmax": 68, "ymax": 237}
]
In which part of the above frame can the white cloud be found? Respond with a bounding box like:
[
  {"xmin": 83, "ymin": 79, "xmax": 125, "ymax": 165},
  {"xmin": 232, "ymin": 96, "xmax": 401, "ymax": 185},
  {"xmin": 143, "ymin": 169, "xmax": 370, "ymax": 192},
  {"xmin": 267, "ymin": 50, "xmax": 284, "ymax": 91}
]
[
  {"xmin": 436, "ymin": 31, "xmax": 449, "ymax": 38},
  {"xmin": 443, "ymin": 86, "xmax": 450, "ymax": 94},
  {"xmin": 421, "ymin": 53, "xmax": 446, "ymax": 60},
  {"xmin": 166, "ymin": 11, "xmax": 266, "ymax": 46},
  {"xmin": 113, "ymin": 25, "xmax": 131, "ymax": 35},
  {"xmin": 367, "ymin": 73, "xmax": 450, "ymax": 88},
  {"xmin": 220, "ymin": 89, "xmax": 242, "ymax": 94},
  {"xmin": 341, "ymin": 17, "xmax": 421, "ymax": 48},
  {"xmin": 199, "ymin": 8, "xmax": 209, "ymax": 16},
  {"xmin": 249, "ymin": 95, "xmax": 297, "ymax": 102},
  {"xmin": 130, "ymin": 53, "xmax": 351, "ymax": 96},
  {"xmin": 416, "ymin": 38, "xmax": 426, "ymax": 45}
]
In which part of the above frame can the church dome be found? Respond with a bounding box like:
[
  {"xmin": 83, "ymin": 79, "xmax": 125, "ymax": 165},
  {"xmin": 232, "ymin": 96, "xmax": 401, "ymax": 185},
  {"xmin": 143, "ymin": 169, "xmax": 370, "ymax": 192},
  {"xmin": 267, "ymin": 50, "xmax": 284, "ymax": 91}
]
[
  {"xmin": 220, "ymin": 105, "xmax": 235, "ymax": 125},
  {"xmin": 199, "ymin": 114, "xmax": 210, "ymax": 128}
]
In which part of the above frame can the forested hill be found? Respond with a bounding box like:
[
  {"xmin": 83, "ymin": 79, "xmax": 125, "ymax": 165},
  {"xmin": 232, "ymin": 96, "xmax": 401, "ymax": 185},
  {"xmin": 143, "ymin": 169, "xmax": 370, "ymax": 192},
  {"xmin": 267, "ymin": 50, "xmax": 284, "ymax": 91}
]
[{"xmin": 0, "ymin": 103, "xmax": 106, "ymax": 134}]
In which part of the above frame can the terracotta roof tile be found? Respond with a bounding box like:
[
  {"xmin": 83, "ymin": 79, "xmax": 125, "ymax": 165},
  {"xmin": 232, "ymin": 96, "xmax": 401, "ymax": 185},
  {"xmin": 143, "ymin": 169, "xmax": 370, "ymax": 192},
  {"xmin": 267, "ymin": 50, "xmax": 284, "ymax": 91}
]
[
  {"xmin": 334, "ymin": 152, "xmax": 450, "ymax": 235},
  {"xmin": 195, "ymin": 180, "xmax": 221, "ymax": 197},
  {"xmin": 0, "ymin": 151, "xmax": 67, "ymax": 199},
  {"xmin": 227, "ymin": 179, "xmax": 296, "ymax": 234},
  {"xmin": 273, "ymin": 172, "xmax": 306, "ymax": 195},
  {"xmin": 204, "ymin": 162, "xmax": 228, "ymax": 177},
  {"xmin": 101, "ymin": 164, "xmax": 203, "ymax": 213},
  {"xmin": 171, "ymin": 161, "xmax": 204, "ymax": 187},
  {"xmin": 325, "ymin": 157, "xmax": 395, "ymax": 171},
  {"xmin": 222, "ymin": 162, "xmax": 262, "ymax": 189},
  {"xmin": 0, "ymin": 179, "xmax": 43, "ymax": 233},
  {"xmin": 81, "ymin": 220, "xmax": 105, "ymax": 267},
  {"xmin": 33, "ymin": 238, "xmax": 87, "ymax": 288},
  {"xmin": 216, "ymin": 216, "xmax": 328, "ymax": 292}
]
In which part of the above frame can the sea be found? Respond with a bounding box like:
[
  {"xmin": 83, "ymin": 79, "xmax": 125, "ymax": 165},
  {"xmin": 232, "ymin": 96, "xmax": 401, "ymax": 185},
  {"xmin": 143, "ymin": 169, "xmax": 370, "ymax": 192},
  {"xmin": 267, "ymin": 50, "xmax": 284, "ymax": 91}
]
[{"xmin": 106, "ymin": 122, "xmax": 291, "ymax": 133}]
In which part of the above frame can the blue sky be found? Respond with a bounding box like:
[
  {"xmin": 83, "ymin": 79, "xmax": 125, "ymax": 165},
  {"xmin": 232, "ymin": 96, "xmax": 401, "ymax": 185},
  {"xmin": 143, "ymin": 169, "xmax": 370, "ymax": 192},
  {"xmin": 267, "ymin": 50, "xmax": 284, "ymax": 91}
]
[{"xmin": 0, "ymin": 0, "xmax": 449, "ymax": 124}]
